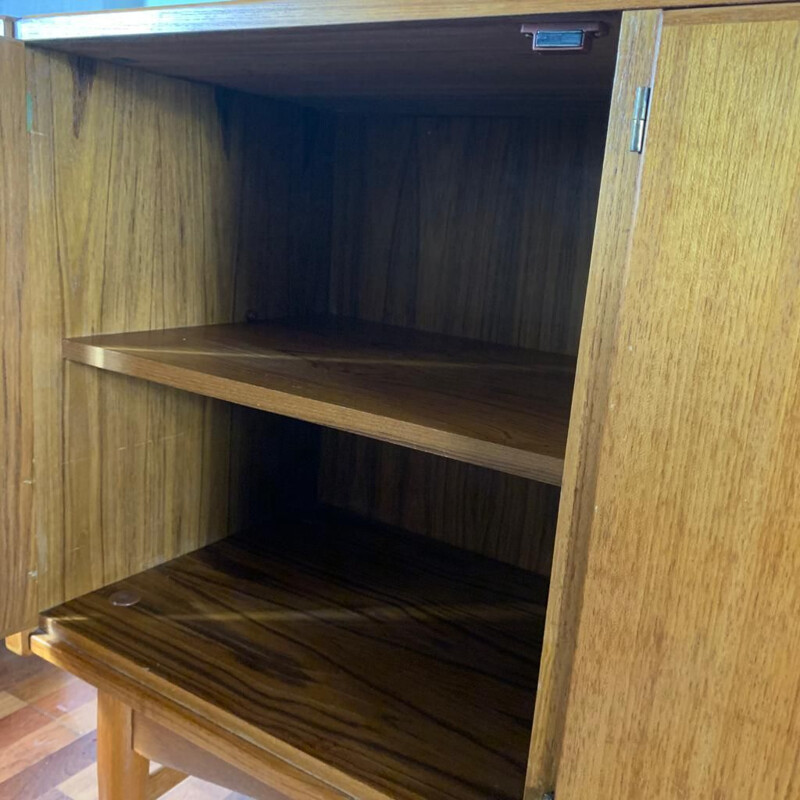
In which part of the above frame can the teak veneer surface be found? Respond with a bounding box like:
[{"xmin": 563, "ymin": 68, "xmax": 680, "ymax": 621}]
[
  {"xmin": 64, "ymin": 317, "xmax": 576, "ymax": 485},
  {"xmin": 524, "ymin": 10, "xmax": 662, "ymax": 795},
  {"xmin": 556, "ymin": 5, "xmax": 800, "ymax": 798},
  {"xmin": 39, "ymin": 516, "xmax": 549, "ymax": 800},
  {"xmin": 16, "ymin": 13, "xmax": 620, "ymax": 114},
  {"xmin": 14, "ymin": 0, "xmax": 785, "ymax": 40},
  {"xmin": 16, "ymin": 48, "xmax": 332, "ymax": 636},
  {"xmin": 0, "ymin": 36, "xmax": 35, "ymax": 634}
]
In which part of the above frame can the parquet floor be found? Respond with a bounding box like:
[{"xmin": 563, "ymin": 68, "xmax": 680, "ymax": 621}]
[{"xmin": 0, "ymin": 644, "xmax": 251, "ymax": 800}]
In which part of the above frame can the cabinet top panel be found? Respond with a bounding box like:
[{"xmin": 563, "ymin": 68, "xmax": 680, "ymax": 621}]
[
  {"xmin": 12, "ymin": 0, "xmax": 790, "ymax": 43},
  {"xmin": 15, "ymin": 4, "xmax": 633, "ymax": 113}
]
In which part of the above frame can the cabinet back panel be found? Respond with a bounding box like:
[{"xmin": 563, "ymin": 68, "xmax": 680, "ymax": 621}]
[
  {"xmin": 320, "ymin": 432, "xmax": 559, "ymax": 575},
  {"xmin": 23, "ymin": 50, "xmax": 329, "ymax": 624},
  {"xmin": 322, "ymin": 112, "xmax": 605, "ymax": 570},
  {"xmin": 329, "ymin": 113, "xmax": 606, "ymax": 354}
]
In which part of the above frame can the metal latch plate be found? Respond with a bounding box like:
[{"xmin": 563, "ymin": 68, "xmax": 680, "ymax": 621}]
[{"xmin": 521, "ymin": 21, "xmax": 609, "ymax": 53}]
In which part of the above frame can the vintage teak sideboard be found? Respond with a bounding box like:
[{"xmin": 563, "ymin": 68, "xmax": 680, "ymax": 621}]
[{"xmin": 1, "ymin": 1, "xmax": 798, "ymax": 798}]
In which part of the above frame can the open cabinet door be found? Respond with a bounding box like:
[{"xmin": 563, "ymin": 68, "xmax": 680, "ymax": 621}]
[
  {"xmin": 553, "ymin": 4, "xmax": 800, "ymax": 798},
  {"xmin": 0, "ymin": 32, "xmax": 36, "ymax": 636}
]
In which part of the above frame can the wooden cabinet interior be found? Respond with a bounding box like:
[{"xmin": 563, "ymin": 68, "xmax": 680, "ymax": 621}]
[
  {"xmin": 38, "ymin": 514, "xmax": 549, "ymax": 800},
  {"xmin": 10, "ymin": 8, "xmax": 621, "ymax": 799}
]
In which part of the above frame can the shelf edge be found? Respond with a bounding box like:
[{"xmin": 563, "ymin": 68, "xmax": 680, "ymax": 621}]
[{"xmin": 63, "ymin": 337, "xmax": 564, "ymax": 487}]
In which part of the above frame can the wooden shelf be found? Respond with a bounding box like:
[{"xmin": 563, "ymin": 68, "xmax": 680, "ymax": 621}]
[
  {"xmin": 64, "ymin": 317, "xmax": 575, "ymax": 485},
  {"xmin": 38, "ymin": 514, "xmax": 548, "ymax": 800}
]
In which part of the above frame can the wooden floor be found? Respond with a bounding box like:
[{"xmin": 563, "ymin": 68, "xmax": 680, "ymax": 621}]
[{"xmin": 0, "ymin": 645, "xmax": 251, "ymax": 800}]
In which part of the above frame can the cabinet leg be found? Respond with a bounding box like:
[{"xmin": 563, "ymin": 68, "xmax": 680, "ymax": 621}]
[
  {"xmin": 5, "ymin": 629, "xmax": 36, "ymax": 656},
  {"xmin": 97, "ymin": 692, "xmax": 148, "ymax": 800}
]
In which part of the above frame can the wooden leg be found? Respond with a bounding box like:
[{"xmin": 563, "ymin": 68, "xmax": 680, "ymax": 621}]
[
  {"xmin": 5, "ymin": 629, "xmax": 36, "ymax": 656},
  {"xmin": 97, "ymin": 692, "xmax": 149, "ymax": 800}
]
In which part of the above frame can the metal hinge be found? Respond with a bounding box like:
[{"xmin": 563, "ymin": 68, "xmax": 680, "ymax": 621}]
[
  {"xmin": 629, "ymin": 86, "xmax": 651, "ymax": 153},
  {"xmin": 542, "ymin": 793, "xmax": 555, "ymax": 800}
]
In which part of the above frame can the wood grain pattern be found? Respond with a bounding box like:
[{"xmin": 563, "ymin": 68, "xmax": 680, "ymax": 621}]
[
  {"xmin": 13, "ymin": 0, "xmax": 785, "ymax": 43},
  {"xmin": 324, "ymin": 110, "xmax": 605, "ymax": 567},
  {"xmin": 36, "ymin": 515, "xmax": 548, "ymax": 800},
  {"xmin": 134, "ymin": 717, "xmax": 286, "ymax": 800},
  {"xmin": 144, "ymin": 766, "xmax": 189, "ymax": 800},
  {"xmin": 97, "ymin": 693, "xmax": 148, "ymax": 800},
  {"xmin": 64, "ymin": 317, "xmax": 576, "ymax": 485},
  {"xmin": 22, "ymin": 49, "xmax": 330, "ymax": 627},
  {"xmin": 524, "ymin": 10, "xmax": 662, "ymax": 796},
  {"xmin": 330, "ymin": 113, "xmax": 606, "ymax": 355},
  {"xmin": 665, "ymin": 0, "xmax": 800, "ymax": 23},
  {"xmin": 556, "ymin": 7, "xmax": 800, "ymax": 798},
  {"xmin": 5, "ymin": 631, "xmax": 35, "ymax": 658},
  {"xmin": 0, "ymin": 644, "xmax": 266, "ymax": 800},
  {"xmin": 16, "ymin": 16, "xmax": 620, "ymax": 116},
  {"xmin": 32, "ymin": 636, "xmax": 352, "ymax": 800},
  {"xmin": 0, "ymin": 35, "xmax": 36, "ymax": 639},
  {"xmin": 320, "ymin": 432, "xmax": 560, "ymax": 574}
]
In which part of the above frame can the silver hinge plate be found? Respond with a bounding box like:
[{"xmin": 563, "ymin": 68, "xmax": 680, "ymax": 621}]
[{"xmin": 629, "ymin": 86, "xmax": 651, "ymax": 153}]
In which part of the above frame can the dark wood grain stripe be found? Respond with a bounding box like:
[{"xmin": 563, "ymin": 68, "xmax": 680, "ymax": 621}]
[{"xmin": 42, "ymin": 515, "xmax": 544, "ymax": 800}]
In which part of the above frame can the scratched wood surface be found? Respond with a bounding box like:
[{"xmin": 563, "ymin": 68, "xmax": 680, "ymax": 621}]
[
  {"xmin": 21, "ymin": 49, "xmax": 331, "ymax": 631},
  {"xmin": 556, "ymin": 6, "xmax": 800, "ymax": 798},
  {"xmin": 37, "ymin": 514, "xmax": 549, "ymax": 800}
]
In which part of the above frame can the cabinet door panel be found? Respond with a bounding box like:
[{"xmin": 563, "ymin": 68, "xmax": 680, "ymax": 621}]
[
  {"xmin": 0, "ymin": 35, "xmax": 35, "ymax": 636},
  {"xmin": 557, "ymin": 5, "xmax": 800, "ymax": 798}
]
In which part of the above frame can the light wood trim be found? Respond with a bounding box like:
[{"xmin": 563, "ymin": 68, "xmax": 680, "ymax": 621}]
[
  {"xmin": 98, "ymin": 692, "xmax": 149, "ymax": 800},
  {"xmin": 31, "ymin": 635, "xmax": 353, "ymax": 800},
  {"xmin": 0, "ymin": 34, "xmax": 35, "ymax": 637},
  {"xmin": 665, "ymin": 0, "xmax": 800, "ymax": 24},
  {"xmin": 1, "ymin": 17, "xmax": 14, "ymax": 37},
  {"xmin": 135, "ymin": 716, "xmax": 286, "ymax": 800},
  {"xmin": 144, "ymin": 766, "xmax": 188, "ymax": 800},
  {"xmin": 13, "ymin": 0, "xmax": 787, "ymax": 43},
  {"xmin": 524, "ymin": 9, "xmax": 663, "ymax": 797},
  {"xmin": 5, "ymin": 629, "xmax": 36, "ymax": 657},
  {"xmin": 555, "ymin": 7, "xmax": 800, "ymax": 797}
]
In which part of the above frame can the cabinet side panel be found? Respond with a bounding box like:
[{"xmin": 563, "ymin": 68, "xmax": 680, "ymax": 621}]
[
  {"xmin": 0, "ymin": 37, "xmax": 36, "ymax": 636},
  {"xmin": 558, "ymin": 8, "xmax": 800, "ymax": 798},
  {"xmin": 26, "ymin": 50, "xmax": 234, "ymax": 608},
  {"xmin": 25, "ymin": 51, "xmax": 323, "ymax": 610}
]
